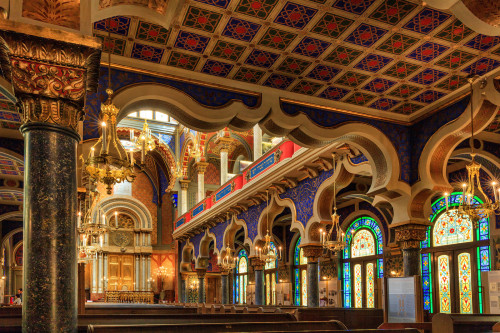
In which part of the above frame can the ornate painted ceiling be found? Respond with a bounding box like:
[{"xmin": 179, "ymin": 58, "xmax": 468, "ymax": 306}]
[{"xmin": 92, "ymin": 0, "xmax": 500, "ymax": 115}]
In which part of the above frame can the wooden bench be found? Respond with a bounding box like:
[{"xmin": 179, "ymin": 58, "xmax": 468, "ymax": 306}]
[
  {"xmin": 378, "ymin": 322, "xmax": 432, "ymax": 333},
  {"xmin": 432, "ymin": 313, "xmax": 500, "ymax": 333},
  {"xmin": 236, "ymin": 330, "xmax": 420, "ymax": 333},
  {"xmin": 87, "ymin": 320, "xmax": 346, "ymax": 333},
  {"xmin": 294, "ymin": 307, "xmax": 384, "ymax": 329},
  {"xmin": 0, "ymin": 312, "xmax": 297, "ymax": 332}
]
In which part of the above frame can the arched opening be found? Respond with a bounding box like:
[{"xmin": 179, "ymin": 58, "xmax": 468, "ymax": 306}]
[
  {"xmin": 264, "ymin": 241, "xmax": 278, "ymax": 306},
  {"xmin": 342, "ymin": 217, "xmax": 384, "ymax": 309},
  {"xmin": 234, "ymin": 248, "xmax": 248, "ymax": 305},
  {"xmin": 420, "ymin": 192, "xmax": 490, "ymax": 314}
]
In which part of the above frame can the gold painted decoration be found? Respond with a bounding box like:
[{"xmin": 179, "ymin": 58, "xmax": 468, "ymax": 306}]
[
  {"xmin": 99, "ymin": 0, "xmax": 168, "ymax": 15},
  {"xmin": 22, "ymin": 0, "xmax": 80, "ymax": 30}
]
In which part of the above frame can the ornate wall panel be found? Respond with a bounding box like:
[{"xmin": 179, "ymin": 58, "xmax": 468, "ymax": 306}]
[{"xmin": 22, "ymin": 0, "xmax": 80, "ymax": 30}]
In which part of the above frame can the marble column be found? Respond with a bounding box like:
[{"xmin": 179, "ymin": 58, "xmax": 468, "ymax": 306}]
[
  {"xmin": 180, "ymin": 275, "xmax": 187, "ymax": 303},
  {"xmin": 252, "ymin": 258, "xmax": 265, "ymax": 306},
  {"xmin": 196, "ymin": 162, "xmax": 208, "ymax": 202},
  {"xmin": 253, "ymin": 124, "xmax": 262, "ymax": 161},
  {"xmin": 302, "ymin": 245, "xmax": 323, "ymax": 308},
  {"xmin": 1, "ymin": 22, "xmax": 100, "ymax": 332},
  {"xmin": 103, "ymin": 254, "xmax": 108, "ymax": 291},
  {"xmin": 220, "ymin": 148, "xmax": 228, "ymax": 185},
  {"xmin": 179, "ymin": 180, "xmax": 189, "ymax": 214},
  {"xmin": 395, "ymin": 224, "xmax": 427, "ymax": 277},
  {"xmin": 221, "ymin": 271, "xmax": 229, "ymax": 304},
  {"xmin": 135, "ymin": 255, "xmax": 140, "ymax": 291},
  {"xmin": 196, "ymin": 269, "xmax": 206, "ymax": 303}
]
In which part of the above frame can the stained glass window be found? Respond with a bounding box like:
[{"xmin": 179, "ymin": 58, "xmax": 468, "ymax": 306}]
[
  {"xmin": 272, "ymin": 272, "xmax": 276, "ymax": 305},
  {"xmin": 421, "ymin": 253, "xmax": 433, "ymax": 312},
  {"xmin": 438, "ymin": 255, "xmax": 451, "ymax": 313},
  {"xmin": 343, "ymin": 262, "xmax": 351, "ymax": 308},
  {"xmin": 294, "ymin": 268, "xmax": 300, "ymax": 305},
  {"xmin": 433, "ymin": 209, "xmax": 473, "ymax": 246},
  {"xmin": 477, "ymin": 245, "xmax": 491, "ymax": 313},
  {"xmin": 265, "ymin": 242, "xmax": 277, "ymax": 270},
  {"xmin": 458, "ymin": 252, "xmax": 473, "ymax": 314},
  {"xmin": 235, "ymin": 249, "xmax": 248, "ymax": 304},
  {"xmin": 422, "ymin": 192, "xmax": 489, "ymax": 249},
  {"xmin": 239, "ymin": 256, "xmax": 247, "ymax": 274},
  {"xmin": 354, "ymin": 264, "xmax": 362, "ymax": 308},
  {"xmin": 377, "ymin": 258, "xmax": 384, "ymax": 278},
  {"xmin": 266, "ymin": 273, "xmax": 270, "ymax": 305},
  {"xmin": 344, "ymin": 217, "xmax": 383, "ymax": 259},
  {"xmin": 351, "ymin": 229, "xmax": 376, "ymax": 258},
  {"xmin": 366, "ymin": 263, "xmax": 375, "ymax": 308},
  {"xmin": 301, "ymin": 269, "xmax": 307, "ymax": 306},
  {"xmin": 294, "ymin": 237, "xmax": 308, "ymax": 306}
]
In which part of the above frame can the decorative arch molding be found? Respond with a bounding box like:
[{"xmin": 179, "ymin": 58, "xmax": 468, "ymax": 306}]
[
  {"xmin": 0, "ymin": 211, "xmax": 22, "ymax": 223},
  {"xmin": 94, "ymin": 195, "xmax": 153, "ymax": 229},
  {"xmin": 222, "ymin": 215, "xmax": 253, "ymax": 258},
  {"xmin": 310, "ymin": 162, "xmax": 355, "ymax": 226},
  {"xmin": 253, "ymin": 192, "xmax": 302, "ymax": 255},
  {"xmin": 0, "ymin": 227, "xmax": 22, "ymax": 253},
  {"xmin": 410, "ymin": 78, "xmax": 500, "ymax": 221},
  {"xmin": 196, "ymin": 229, "xmax": 218, "ymax": 269},
  {"xmin": 112, "ymin": 82, "xmax": 266, "ymax": 133},
  {"xmin": 180, "ymin": 240, "xmax": 194, "ymax": 272},
  {"xmin": 449, "ymin": 148, "xmax": 500, "ymax": 177},
  {"xmin": 11, "ymin": 240, "xmax": 22, "ymax": 266}
]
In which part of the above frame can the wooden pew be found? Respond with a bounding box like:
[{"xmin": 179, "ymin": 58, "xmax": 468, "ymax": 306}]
[
  {"xmin": 87, "ymin": 320, "xmax": 346, "ymax": 333},
  {"xmin": 378, "ymin": 322, "xmax": 432, "ymax": 333},
  {"xmin": 0, "ymin": 311, "xmax": 296, "ymax": 332},
  {"xmin": 294, "ymin": 307, "xmax": 384, "ymax": 329},
  {"xmin": 432, "ymin": 313, "xmax": 500, "ymax": 333}
]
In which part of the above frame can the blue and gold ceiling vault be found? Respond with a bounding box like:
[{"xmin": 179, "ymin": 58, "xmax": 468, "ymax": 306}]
[{"xmin": 92, "ymin": 1, "xmax": 500, "ymax": 114}]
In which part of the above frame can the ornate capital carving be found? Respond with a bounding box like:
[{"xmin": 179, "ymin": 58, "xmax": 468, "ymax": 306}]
[
  {"xmin": 0, "ymin": 21, "xmax": 101, "ymax": 132},
  {"xmin": 395, "ymin": 224, "xmax": 427, "ymax": 250},
  {"xmin": 220, "ymin": 269, "xmax": 230, "ymax": 276},
  {"xmin": 251, "ymin": 258, "xmax": 265, "ymax": 271},
  {"xmin": 196, "ymin": 268, "xmax": 206, "ymax": 279},
  {"xmin": 195, "ymin": 162, "xmax": 209, "ymax": 174},
  {"xmin": 179, "ymin": 179, "xmax": 190, "ymax": 190},
  {"xmin": 301, "ymin": 245, "xmax": 323, "ymax": 262}
]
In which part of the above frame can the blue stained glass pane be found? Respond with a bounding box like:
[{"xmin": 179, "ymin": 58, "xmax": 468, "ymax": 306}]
[
  {"xmin": 479, "ymin": 246, "xmax": 491, "ymax": 271},
  {"xmin": 343, "ymin": 262, "xmax": 351, "ymax": 308},
  {"xmin": 421, "ymin": 253, "xmax": 433, "ymax": 312},
  {"xmin": 235, "ymin": 273, "xmax": 239, "ymax": 303},
  {"xmin": 294, "ymin": 237, "xmax": 301, "ymax": 265},
  {"xmin": 294, "ymin": 268, "xmax": 300, "ymax": 305},
  {"xmin": 378, "ymin": 258, "xmax": 384, "ymax": 278}
]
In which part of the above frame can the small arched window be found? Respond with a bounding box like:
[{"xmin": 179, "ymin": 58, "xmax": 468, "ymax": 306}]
[{"xmin": 234, "ymin": 249, "xmax": 248, "ymax": 304}]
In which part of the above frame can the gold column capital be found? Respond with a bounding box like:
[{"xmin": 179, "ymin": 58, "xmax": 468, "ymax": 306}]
[
  {"xmin": 196, "ymin": 268, "xmax": 207, "ymax": 279},
  {"xmin": 179, "ymin": 179, "xmax": 190, "ymax": 190},
  {"xmin": 394, "ymin": 224, "xmax": 427, "ymax": 250},
  {"xmin": 0, "ymin": 20, "xmax": 101, "ymax": 132},
  {"xmin": 195, "ymin": 162, "xmax": 209, "ymax": 174},
  {"xmin": 250, "ymin": 257, "xmax": 265, "ymax": 270},
  {"xmin": 301, "ymin": 245, "xmax": 323, "ymax": 262}
]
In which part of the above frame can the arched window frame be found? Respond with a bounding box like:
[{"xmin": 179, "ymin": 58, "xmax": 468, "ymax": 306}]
[
  {"xmin": 420, "ymin": 192, "xmax": 491, "ymax": 314},
  {"xmin": 342, "ymin": 216, "xmax": 384, "ymax": 308},
  {"xmin": 293, "ymin": 237, "xmax": 308, "ymax": 306},
  {"xmin": 234, "ymin": 248, "xmax": 248, "ymax": 304}
]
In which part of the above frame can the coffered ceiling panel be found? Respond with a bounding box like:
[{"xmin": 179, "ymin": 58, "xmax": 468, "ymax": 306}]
[{"xmin": 93, "ymin": 0, "xmax": 500, "ymax": 115}]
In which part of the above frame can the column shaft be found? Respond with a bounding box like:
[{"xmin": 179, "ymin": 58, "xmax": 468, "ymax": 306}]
[
  {"xmin": 197, "ymin": 172, "xmax": 204, "ymax": 202},
  {"xmin": 220, "ymin": 150, "xmax": 228, "ymax": 185},
  {"xmin": 198, "ymin": 277, "xmax": 205, "ymax": 303},
  {"xmin": 403, "ymin": 248, "xmax": 421, "ymax": 276},
  {"xmin": 180, "ymin": 180, "xmax": 189, "ymax": 215},
  {"xmin": 180, "ymin": 277, "xmax": 187, "ymax": 303},
  {"xmin": 221, "ymin": 274, "xmax": 229, "ymax": 304},
  {"xmin": 307, "ymin": 261, "xmax": 319, "ymax": 307},
  {"xmin": 254, "ymin": 269, "xmax": 264, "ymax": 306},
  {"xmin": 22, "ymin": 124, "xmax": 79, "ymax": 332},
  {"xmin": 253, "ymin": 124, "xmax": 262, "ymax": 161}
]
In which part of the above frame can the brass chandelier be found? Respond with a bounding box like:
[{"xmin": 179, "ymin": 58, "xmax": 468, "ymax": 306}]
[
  {"xmin": 443, "ymin": 77, "xmax": 500, "ymax": 226},
  {"xmin": 84, "ymin": 20, "xmax": 136, "ymax": 194},
  {"xmin": 320, "ymin": 153, "xmax": 346, "ymax": 254},
  {"xmin": 77, "ymin": 188, "xmax": 109, "ymax": 262},
  {"xmin": 218, "ymin": 243, "xmax": 237, "ymax": 271},
  {"xmin": 130, "ymin": 119, "xmax": 156, "ymax": 164},
  {"xmin": 255, "ymin": 191, "xmax": 282, "ymax": 264}
]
